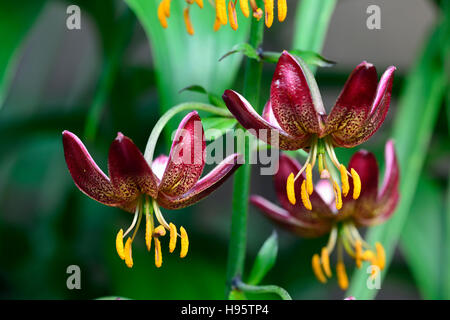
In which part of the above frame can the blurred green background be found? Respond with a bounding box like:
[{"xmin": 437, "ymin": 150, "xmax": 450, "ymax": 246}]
[{"xmin": 0, "ymin": 0, "xmax": 449, "ymax": 299}]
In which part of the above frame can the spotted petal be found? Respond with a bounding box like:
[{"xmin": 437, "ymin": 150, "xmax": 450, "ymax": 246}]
[
  {"xmin": 108, "ymin": 133, "xmax": 158, "ymax": 202},
  {"xmin": 330, "ymin": 66, "xmax": 396, "ymax": 148},
  {"xmin": 62, "ymin": 131, "xmax": 122, "ymax": 206},
  {"xmin": 250, "ymin": 195, "xmax": 332, "ymax": 238},
  {"xmin": 158, "ymin": 111, "xmax": 206, "ymax": 196},
  {"xmin": 325, "ymin": 62, "xmax": 378, "ymax": 140},
  {"xmin": 270, "ymin": 51, "xmax": 326, "ymax": 137},
  {"xmin": 157, "ymin": 154, "xmax": 243, "ymax": 209},
  {"xmin": 223, "ymin": 89, "xmax": 310, "ymax": 150}
]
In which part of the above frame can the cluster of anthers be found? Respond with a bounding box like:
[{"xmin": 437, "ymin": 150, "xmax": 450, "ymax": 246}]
[
  {"xmin": 312, "ymin": 223, "xmax": 386, "ymax": 290},
  {"xmin": 157, "ymin": 0, "xmax": 287, "ymax": 35},
  {"xmin": 286, "ymin": 137, "xmax": 362, "ymax": 211},
  {"xmin": 115, "ymin": 196, "xmax": 189, "ymax": 268}
]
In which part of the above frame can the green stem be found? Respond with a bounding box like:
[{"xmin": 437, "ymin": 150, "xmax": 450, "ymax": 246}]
[
  {"xmin": 143, "ymin": 102, "xmax": 231, "ymax": 164},
  {"xmin": 83, "ymin": 9, "xmax": 135, "ymax": 141},
  {"xmin": 234, "ymin": 280, "xmax": 292, "ymax": 300},
  {"xmin": 225, "ymin": 7, "xmax": 264, "ymax": 298}
]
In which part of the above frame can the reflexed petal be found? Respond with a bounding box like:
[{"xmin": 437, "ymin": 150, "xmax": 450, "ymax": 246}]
[
  {"xmin": 223, "ymin": 89, "xmax": 310, "ymax": 150},
  {"xmin": 159, "ymin": 111, "xmax": 206, "ymax": 196},
  {"xmin": 108, "ymin": 133, "xmax": 158, "ymax": 200},
  {"xmin": 325, "ymin": 62, "xmax": 378, "ymax": 138},
  {"xmin": 270, "ymin": 51, "xmax": 325, "ymax": 136},
  {"xmin": 157, "ymin": 154, "xmax": 242, "ymax": 209},
  {"xmin": 330, "ymin": 66, "xmax": 396, "ymax": 148},
  {"xmin": 262, "ymin": 100, "xmax": 281, "ymax": 129},
  {"xmin": 152, "ymin": 154, "xmax": 168, "ymax": 181},
  {"xmin": 250, "ymin": 195, "xmax": 332, "ymax": 238},
  {"xmin": 62, "ymin": 131, "xmax": 122, "ymax": 206},
  {"xmin": 274, "ymin": 154, "xmax": 334, "ymax": 220}
]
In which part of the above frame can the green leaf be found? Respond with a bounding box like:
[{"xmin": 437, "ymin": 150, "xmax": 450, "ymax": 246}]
[
  {"xmin": 262, "ymin": 50, "xmax": 335, "ymax": 68},
  {"xmin": 124, "ymin": 0, "xmax": 250, "ymax": 144},
  {"xmin": 347, "ymin": 15, "xmax": 449, "ymax": 299},
  {"xmin": 445, "ymin": 170, "xmax": 450, "ymax": 299},
  {"xmin": 0, "ymin": 1, "xmax": 46, "ymax": 108},
  {"xmin": 292, "ymin": 0, "xmax": 337, "ymax": 74},
  {"xmin": 219, "ymin": 43, "xmax": 260, "ymax": 62},
  {"xmin": 247, "ymin": 231, "xmax": 278, "ymax": 285},
  {"xmin": 179, "ymin": 85, "xmax": 226, "ymax": 108},
  {"xmin": 400, "ymin": 176, "xmax": 444, "ymax": 299},
  {"xmin": 201, "ymin": 117, "xmax": 237, "ymax": 141}
]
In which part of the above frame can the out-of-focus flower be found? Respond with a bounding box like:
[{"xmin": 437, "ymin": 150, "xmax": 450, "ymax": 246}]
[
  {"xmin": 62, "ymin": 111, "xmax": 242, "ymax": 268},
  {"xmin": 223, "ymin": 51, "xmax": 396, "ymax": 213},
  {"xmin": 158, "ymin": 0, "xmax": 288, "ymax": 35},
  {"xmin": 250, "ymin": 141, "xmax": 399, "ymax": 290}
]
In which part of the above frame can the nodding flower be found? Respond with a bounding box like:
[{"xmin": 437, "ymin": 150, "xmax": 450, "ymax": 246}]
[
  {"xmin": 158, "ymin": 0, "xmax": 288, "ymax": 35},
  {"xmin": 223, "ymin": 51, "xmax": 396, "ymax": 212},
  {"xmin": 62, "ymin": 111, "xmax": 242, "ymax": 268},
  {"xmin": 250, "ymin": 141, "xmax": 399, "ymax": 290}
]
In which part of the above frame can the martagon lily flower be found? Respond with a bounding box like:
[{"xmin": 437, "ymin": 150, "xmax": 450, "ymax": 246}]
[
  {"xmin": 62, "ymin": 111, "xmax": 242, "ymax": 268},
  {"xmin": 250, "ymin": 141, "xmax": 399, "ymax": 290},
  {"xmin": 158, "ymin": 0, "xmax": 287, "ymax": 35},
  {"xmin": 223, "ymin": 51, "xmax": 396, "ymax": 212}
]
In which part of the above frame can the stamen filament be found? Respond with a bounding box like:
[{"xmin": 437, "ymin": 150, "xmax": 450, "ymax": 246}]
[{"xmin": 153, "ymin": 200, "xmax": 171, "ymax": 230}]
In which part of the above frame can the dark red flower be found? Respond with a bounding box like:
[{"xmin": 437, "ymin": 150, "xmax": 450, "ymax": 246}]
[
  {"xmin": 224, "ymin": 51, "xmax": 396, "ymax": 213},
  {"xmin": 250, "ymin": 140, "xmax": 399, "ymax": 289},
  {"xmin": 63, "ymin": 111, "xmax": 242, "ymax": 268}
]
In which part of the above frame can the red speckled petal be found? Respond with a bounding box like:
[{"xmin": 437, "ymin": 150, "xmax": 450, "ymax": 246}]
[
  {"xmin": 270, "ymin": 51, "xmax": 325, "ymax": 136},
  {"xmin": 108, "ymin": 133, "xmax": 158, "ymax": 201},
  {"xmin": 250, "ymin": 195, "xmax": 332, "ymax": 238},
  {"xmin": 325, "ymin": 62, "xmax": 378, "ymax": 138},
  {"xmin": 159, "ymin": 111, "xmax": 206, "ymax": 196},
  {"xmin": 151, "ymin": 154, "xmax": 168, "ymax": 181},
  {"xmin": 157, "ymin": 154, "xmax": 242, "ymax": 209},
  {"xmin": 331, "ymin": 66, "xmax": 396, "ymax": 148},
  {"xmin": 223, "ymin": 89, "xmax": 311, "ymax": 150},
  {"xmin": 274, "ymin": 154, "xmax": 334, "ymax": 220},
  {"xmin": 62, "ymin": 131, "xmax": 122, "ymax": 206}
]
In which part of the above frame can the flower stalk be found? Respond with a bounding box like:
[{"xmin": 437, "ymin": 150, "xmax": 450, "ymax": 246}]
[
  {"xmin": 233, "ymin": 278, "xmax": 292, "ymax": 300},
  {"xmin": 225, "ymin": 7, "xmax": 264, "ymax": 297}
]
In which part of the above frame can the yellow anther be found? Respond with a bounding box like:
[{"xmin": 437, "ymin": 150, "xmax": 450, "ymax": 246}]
[
  {"xmin": 312, "ymin": 254, "xmax": 327, "ymax": 283},
  {"xmin": 163, "ymin": 0, "xmax": 171, "ymax": 17},
  {"xmin": 145, "ymin": 215, "xmax": 153, "ymax": 251},
  {"xmin": 355, "ymin": 240, "xmax": 363, "ymax": 269},
  {"xmin": 333, "ymin": 181, "xmax": 343, "ymax": 210},
  {"xmin": 277, "ymin": 0, "xmax": 287, "ymax": 22},
  {"xmin": 154, "ymin": 225, "xmax": 166, "ymax": 237},
  {"xmin": 286, "ymin": 173, "xmax": 296, "ymax": 205},
  {"xmin": 228, "ymin": 1, "xmax": 238, "ymax": 31},
  {"xmin": 376, "ymin": 242, "xmax": 385, "ymax": 270},
  {"xmin": 180, "ymin": 226, "xmax": 189, "ymax": 258},
  {"xmin": 351, "ymin": 168, "xmax": 361, "ymax": 199},
  {"xmin": 157, "ymin": 1, "xmax": 169, "ymax": 28},
  {"xmin": 340, "ymin": 164, "xmax": 349, "ymax": 197},
  {"xmin": 264, "ymin": 0, "xmax": 274, "ymax": 28},
  {"xmin": 362, "ymin": 250, "xmax": 376, "ymax": 262},
  {"xmin": 336, "ymin": 261, "xmax": 349, "ymax": 290},
  {"xmin": 253, "ymin": 8, "xmax": 263, "ymax": 20},
  {"xmin": 301, "ymin": 180, "xmax": 312, "ymax": 210},
  {"xmin": 154, "ymin": 238, "xmax": 163, "ymax": 268},
  {"xmin": 306, "ymin": 163, "xmax": 313, "ymax": 195},
  {"xmin": 183, "ymin": 7, "xmax": 194, "ymax": 35},
  {"xmin": 321, "ymin": 247, "xmax": 332, "ymax": 278},
  {"xmin": 116, "ymin": 229, "xmax": 125, "ymax": 260},
  {"xmin": 216, "ymin": 0, "xmax": 228, "ymax": 25},
  {"xmin": 124, "ymin": 238, "xmax": 133, "ymax": 268},
  {"xmin": 194, "ymin": 0, "xmax": 203, "ymax": 8},
  {"xmin": 240, "ymin": 0, "xmax": 250, "ymax": 17},
  {"xmin": 213, "ymin": 17, "xmax": 221, "ymax": 31},
  {"xmin": 169, "ymin": 223, "xmax": 177, "ymax": 253}
]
